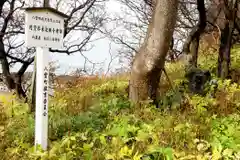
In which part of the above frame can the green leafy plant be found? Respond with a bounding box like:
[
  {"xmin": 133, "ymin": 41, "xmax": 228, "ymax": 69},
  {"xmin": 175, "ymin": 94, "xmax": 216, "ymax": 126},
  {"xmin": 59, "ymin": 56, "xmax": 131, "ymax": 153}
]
[{"xmin": 1, "ymin": 46, "xmax": 240, "ymax": 160}]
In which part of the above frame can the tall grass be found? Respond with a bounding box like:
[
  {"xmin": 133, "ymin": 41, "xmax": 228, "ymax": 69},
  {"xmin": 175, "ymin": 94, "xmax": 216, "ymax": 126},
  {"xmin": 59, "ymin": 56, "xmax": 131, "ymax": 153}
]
[{"xmin": 0, "ymin": 46, "xmax": 240, "ymax": 159}]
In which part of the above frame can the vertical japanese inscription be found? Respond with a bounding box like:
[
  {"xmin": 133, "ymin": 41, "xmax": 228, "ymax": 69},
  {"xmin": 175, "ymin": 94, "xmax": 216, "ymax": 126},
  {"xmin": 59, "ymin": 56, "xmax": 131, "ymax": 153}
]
[{"xmin": 43, "ymin": 67, "xmax": 48, "ymax": 117}]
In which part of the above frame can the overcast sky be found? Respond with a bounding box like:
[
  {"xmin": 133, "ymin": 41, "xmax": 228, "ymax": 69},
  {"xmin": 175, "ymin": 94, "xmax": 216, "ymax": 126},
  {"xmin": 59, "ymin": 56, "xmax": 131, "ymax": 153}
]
[
  {"xmin": 5, "ymin": 0, "xmax": 125, "ymax": 75},
  {"xmin": 50, "ymin": 0, "xmax": 123, "ymax": 75}
]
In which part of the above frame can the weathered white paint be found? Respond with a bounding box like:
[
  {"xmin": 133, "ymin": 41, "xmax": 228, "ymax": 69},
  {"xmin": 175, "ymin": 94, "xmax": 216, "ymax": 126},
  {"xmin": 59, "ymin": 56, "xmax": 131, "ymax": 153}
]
[
  {"xmin": 35, "ymin": 47, "xmax": 49, "ymax": 151},
  {"xmin": 25, "ymin": 8, "xmax": 66, "ymax": 151},
  {"xmin": 25, "ymin": 10, "xmax": 64, "ymax": 48}
]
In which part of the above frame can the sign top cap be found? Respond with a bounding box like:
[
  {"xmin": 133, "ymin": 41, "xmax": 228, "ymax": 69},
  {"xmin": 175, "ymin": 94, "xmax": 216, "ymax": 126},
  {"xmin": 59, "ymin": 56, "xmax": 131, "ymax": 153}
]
[{"xmin": 24, "ymin": 7, "xmax": 69, "ymax": 19}]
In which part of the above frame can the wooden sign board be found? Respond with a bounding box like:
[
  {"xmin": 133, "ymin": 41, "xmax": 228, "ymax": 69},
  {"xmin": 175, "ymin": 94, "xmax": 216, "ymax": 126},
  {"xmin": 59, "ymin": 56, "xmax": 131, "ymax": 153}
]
[
  {"xmin": 24, "ymin": 7, "xmax": 68, "ymax": 151},
  {"xmin": 25, "ymin": 8, "xmax": 68, "ymax": 49}
]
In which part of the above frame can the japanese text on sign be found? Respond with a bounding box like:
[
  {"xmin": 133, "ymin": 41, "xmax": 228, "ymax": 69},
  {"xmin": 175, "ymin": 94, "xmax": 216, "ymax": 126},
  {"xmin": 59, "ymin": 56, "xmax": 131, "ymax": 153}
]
[
  {"xmin": 28, "ymin": 25, "xmax": 63, "ymax": 34},
  {"xmin": 32, "ymin": 16, "xmax": 61, "ymax": 24},
  {"xmin": 43, "ymin": 67, "xmax": 48, "ymax": 117},
  {"xmin": 25, "ymin": 10, "xmax": 64, "ymax": 48}
]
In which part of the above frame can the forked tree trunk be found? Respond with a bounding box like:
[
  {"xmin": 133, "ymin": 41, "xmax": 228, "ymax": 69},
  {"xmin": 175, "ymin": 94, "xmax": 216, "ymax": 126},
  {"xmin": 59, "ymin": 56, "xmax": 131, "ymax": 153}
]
[
  {"xmin": 129, "ymin": 0, "xmax": 178, "ymax": 104},
  {"xmin": 0, "ymin": 40, "xmax": 27, "ymax": 100},
  {"xmin": 0, "ymin": 0, "xmax": 29, "ymax": 100}
]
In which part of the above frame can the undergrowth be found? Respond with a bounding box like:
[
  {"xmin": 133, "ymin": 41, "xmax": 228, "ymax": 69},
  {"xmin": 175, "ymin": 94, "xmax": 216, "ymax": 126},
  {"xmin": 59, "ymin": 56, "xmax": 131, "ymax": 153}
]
[{"xmin": 0, "ymin": 46, "xmax": 240, "ymax": 160}]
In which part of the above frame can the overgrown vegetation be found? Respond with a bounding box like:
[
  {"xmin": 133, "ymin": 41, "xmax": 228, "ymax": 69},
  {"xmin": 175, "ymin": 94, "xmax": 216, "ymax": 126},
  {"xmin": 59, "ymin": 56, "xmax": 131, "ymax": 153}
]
[{"xmin": 0, "ymin": 47, "xmax": 240, "ymax": 160}]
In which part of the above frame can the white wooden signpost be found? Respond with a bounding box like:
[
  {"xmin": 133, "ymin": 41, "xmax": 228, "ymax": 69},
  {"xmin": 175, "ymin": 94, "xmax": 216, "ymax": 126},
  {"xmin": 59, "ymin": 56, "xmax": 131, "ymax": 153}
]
[{"xmin": 24, "ymin": 7, "xmax": 68, "ymax": 151}]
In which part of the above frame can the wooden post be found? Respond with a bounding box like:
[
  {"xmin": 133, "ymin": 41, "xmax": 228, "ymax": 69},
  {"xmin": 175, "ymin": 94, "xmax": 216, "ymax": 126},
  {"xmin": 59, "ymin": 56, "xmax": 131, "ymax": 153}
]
[
  {"xmin": 35, "ymin": 47, "xmax": 50, "ymax": 151},
  {"xmin": 43, "ymin": 0, "xmax": 50, "ymax": 7},
  {"xmin": 24, "ymin": 1, "xmax": 67, "ymax": 151}
]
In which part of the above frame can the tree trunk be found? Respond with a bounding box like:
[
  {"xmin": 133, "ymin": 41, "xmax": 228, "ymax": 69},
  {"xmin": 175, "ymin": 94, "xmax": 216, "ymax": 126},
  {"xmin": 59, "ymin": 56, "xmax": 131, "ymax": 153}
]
[
  {"xmin": 29, "ymin": 57, "xmax": 36, "ymax": 112},
  {"xmin": 14, "ymin": 74, "xmax": 27, "ymax": 100},
  {"xmin": 183, "ymin": 0, "xmax": 206, "ymax": 67},
  {"xmin": 169, "ymin": 37, "xmax": 175, "ymax": 62},
  {"xmin": 0, "ymin": 0, "xmax": 31, "ymax": 100},
  {"xmin": 217, "ymin": 0, "xmax": 237, "ymax": 79},
  {"xmin": 43, "ymin": 0, "xmax": 50, "ymax": 7},
  {"xmin": 189, "ymin": 36, "xmax": 200, "ymax": 67},
  {"xmin": 0, "ymin": 39, "xmax": 15, "ymax": 90},
  {"xmin": 217, "ymin": 21, "xmax": 233, "ymax": 78},
  {"xmin": 129, "ymin": 0, "xmax": 178, "ymax": 104},
  {"xmin": 0, "ymin": 39, "xmax": 27, "ymax": 100}
]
